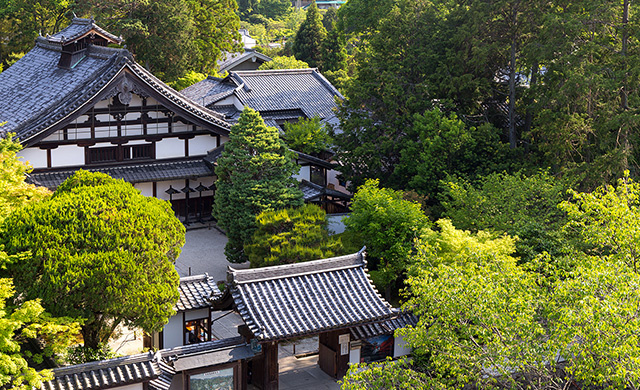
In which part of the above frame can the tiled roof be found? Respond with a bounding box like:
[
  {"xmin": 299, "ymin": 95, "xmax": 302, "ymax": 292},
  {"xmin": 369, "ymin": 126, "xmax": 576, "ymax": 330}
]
[
  {"xmin": 217, "ymin": 50, "xmax": 272, "ymax": 73},
  {"xmin": 350, "ymin": 311, "xmax": 418, "ymax": 340},
  {"xmin": 41, "ymin": 353, "xmax": 160, "ymax": 390},
  {"xmin": 42, "ymin": 337, "xmax": 255, "ymax": 390},
  {"xmin": 182, "ymin": 69, "xmax": 343, "ymax": 123},
  {"xmin": 46, "ymin": 18, "xmax": 122, "ymax": 44},
  {"xmin": 30, "ymin": 158, "xmax": 214, "ymax": 189},
  {"xmin": 0, "ymin": 20, "xmax": 229, "ymax": 147},
  {"xmin": 299, "ymin": 180, "xmax": 351, "ymax": 202},
  {"xmin": 176, "ymin": 273, "xmax": 222, "ymax": 312},
  {"xmin": 225, "ymin": 250, "xmax": 395, "ymax": 341}
]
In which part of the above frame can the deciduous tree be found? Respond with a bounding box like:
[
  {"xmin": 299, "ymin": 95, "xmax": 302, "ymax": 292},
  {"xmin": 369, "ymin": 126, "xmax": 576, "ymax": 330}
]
[
  {"xmin": 1, "ymin": 171, "xmax": 184, "ymax": 349},
  {"xmin": 343, "ymin": 179, "xmax": 429, "ymax": 296},
  {"xmin": 214, "ymin": 107, "xmax": 303, "ymax": 263}
]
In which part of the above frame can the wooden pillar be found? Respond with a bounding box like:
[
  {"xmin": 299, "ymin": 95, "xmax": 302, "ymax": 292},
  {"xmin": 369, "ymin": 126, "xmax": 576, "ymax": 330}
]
[{"xmin": 262, "ymin": 341, "xmax": 279, "ymax": 390}]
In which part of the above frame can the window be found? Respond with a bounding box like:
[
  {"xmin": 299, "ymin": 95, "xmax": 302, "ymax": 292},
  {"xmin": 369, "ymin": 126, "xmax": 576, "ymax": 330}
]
[
  {"xmin": 185, "ymin": 318, "xmax": 210, "ymax": 345},
  {"xmin": 86, "ymin": 143, "xmax": 154, "ymax": 164}
]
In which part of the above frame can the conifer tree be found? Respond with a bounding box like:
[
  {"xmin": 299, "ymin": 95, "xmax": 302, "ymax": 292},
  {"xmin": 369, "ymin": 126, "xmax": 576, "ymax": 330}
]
[
  {"xmin": 292, "ymin": 1, "xmax": 326, "ymax": 68},
  {"xmin": 214, "ymin": 107, "xmax": 303, "ymax": 263}
]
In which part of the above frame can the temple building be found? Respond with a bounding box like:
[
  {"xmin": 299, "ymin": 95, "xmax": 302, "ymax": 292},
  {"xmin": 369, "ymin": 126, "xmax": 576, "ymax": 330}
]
[{"xmin": 0, "ymin": 18, "xmax": 350, "ymax": 220}]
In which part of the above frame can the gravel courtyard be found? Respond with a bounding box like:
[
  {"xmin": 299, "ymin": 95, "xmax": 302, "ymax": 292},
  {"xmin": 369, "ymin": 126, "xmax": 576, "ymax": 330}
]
[{"xmin": 174, "ymin": 226, "xmax": 250, "ymax": 282}]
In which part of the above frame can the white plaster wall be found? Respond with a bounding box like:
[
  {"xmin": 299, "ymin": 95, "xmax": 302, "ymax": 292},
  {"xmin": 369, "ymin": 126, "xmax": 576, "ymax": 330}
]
[
  {"xmin": 156, "ymin": 180, "xmax": 188, "ymax": 201},
  {"xmin": 51, "ymin": 145, "xmax": 84, "ymax": 167},
  {"xmin": 393, "ymin": 336, "xmax": 412, "ymax": 358},
  {"xmin": 327, "ymin": 213, "xmax": 348, "ymax": 235},
  {"xmin": 173, "ymin": 122, "xmax": 190, "ymax": 133},
  {"xmin": 42, "ymin": 131, "xmax": 61, "ymax": 142},
  {"xmin": 134, "ymin": 182, "xmax": 153, "ymax": 197},
  {"xmin": 292, "ymin": 165, "xmax": 310, "ymax": 182},
  {"xmin": 156, "ymin": 138, "xmax": 185, "ymax": 159},
  {"xmin": 123, "ymin": 125, "xmax": 144, "ymax": 137},
  {"xmin": 349, "ymin": 346, "xmax": 361, "ymax": 364},
  {"xmin": 18, "ymin": 148, "xmax": 48, "ymax": 169},
  {"xmin": 163, "ymin": 314, "xmax": 183, "ymax": 349},
  {"xmin": 189, "ymin": 135, "xmax": 218, "ymax": 156},
  {"xmin": 130, "ymin": 94, "xmax": 144, "ymax": 106},
  {"xmin": 220, "ymin": 135, "xmax": 229, "ymax": 144},
  {"xmin": 185, "ymin": 308, "xmax": 209, "ymax": 321},
  {"xmin": 94, "ymin": 98, "xmax": 110, "ymax": 109}
]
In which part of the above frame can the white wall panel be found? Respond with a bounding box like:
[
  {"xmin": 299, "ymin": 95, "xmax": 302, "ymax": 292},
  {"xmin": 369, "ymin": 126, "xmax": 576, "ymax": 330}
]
[
  {"xmin": 292, "ymin": 165, "xmax": 310, "ymax": 181},
  {"xmin": 51, "ymin": 145, "xmax": 84, "ymax": 167},
  {"xmin": 156, "ymin": 138, "xmax": 184, "ymax": 159},
  {"xmin": 163, "ymin": 315, "xmax": 183, "ymax": 349},
  {"xmin": 189, "ymin": 135, "xmax": 218, "ymax": 156},
  {"xmin": 134, "ymin": 182, "xmax": 153, "ymax": 197},
  {"xmin": 18, "ymin": 148, "xmax": 48, "ymax": 169}
]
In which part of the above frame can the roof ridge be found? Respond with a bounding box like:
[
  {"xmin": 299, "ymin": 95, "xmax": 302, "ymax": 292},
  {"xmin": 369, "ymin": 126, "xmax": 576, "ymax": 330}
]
[
  {"xmin": 233, "ymin": 68, "xmax": 315, "ymax": 76},
  {"xmin": 179, "ymin": 273, "xmax": 211, "ymax": 283},
  {"xmin": 50, "ymin": 351, "xmax": 155, "ymax": 374},
  {"xmin": 229, "ymin": 250, "xmax": 366, "ymax": 284}
]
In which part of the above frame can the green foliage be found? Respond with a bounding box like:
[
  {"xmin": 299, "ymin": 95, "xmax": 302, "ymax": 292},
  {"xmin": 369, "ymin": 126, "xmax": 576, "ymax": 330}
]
[
  {"xmin": 344, "ymin": 179, "xmax": 430, "ymax": 294},
  {"xmin": 73, "ymin": 0, "xmax": 241, "ymax": 81},
  {"xmin": 399, "ymin": 220, "xmax": 561, "ymax": 389},
  {"xmin": 168, "ymin": 71, "xmax": 208, "ymax": 91},
  {"xmin": 65, "ymin": 343, "xmax": 115, "ymax": 365},
  {"xmin": 0, "ymin": 134, "xmax": 50, "ymax": 222},
  {"xmin": 335, "ymin": 107, "xmax": 509, "ymax": 205},
  {"xmin": 320, "ymin": 27, "xmax": 346, "ymax": 72},
  {"xmin": 245, "ymin": 204, "xmax": 343, "ymax": 267},
  {"xmin": 441, "ymin": 171, "xmax": 571, "ymax": 261},
  {"xmin": 321, "ymin": 7, "xmax": 337, "ymax": 32},
  {"xmin": 258, "ymin": 55, "xmax": 309, "ymax": 70},
  {"xmin": 335, "ymin": 0, "xmax": 396, "ymax": 36},
  {"xmin": 560, "ymin": 173, "xmax": 640, "ymax": 272},
  {"xmin": 254, "ymin": 0, "xmax": 292, "ymax": 20},
  {"xmin": 282, "ymin": 116, "xmax": 332, "ymax": 154},
  {"xmin": 214, "ymin": 107, "xmax": 303, "ymax": 263},
  {"xmin": 292, "ymin": 1, "xmax": 326, "ymax": 68},
  {"xmin": 0, "ymin": 278, "xmax": 79, "ymax": 390},
  {"xmin": 1, "ymin": 171, "xmax": 184, "ymax": 349},
  {"xmin": 340, "ymin": 357, "xmax": 437, "ymax": 390}
]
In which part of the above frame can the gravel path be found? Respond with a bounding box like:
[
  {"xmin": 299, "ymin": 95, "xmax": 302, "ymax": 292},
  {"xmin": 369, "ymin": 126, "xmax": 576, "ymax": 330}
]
[{"xmin": 174, "ymin": 226, "xmax": 250, "ymax": 282}]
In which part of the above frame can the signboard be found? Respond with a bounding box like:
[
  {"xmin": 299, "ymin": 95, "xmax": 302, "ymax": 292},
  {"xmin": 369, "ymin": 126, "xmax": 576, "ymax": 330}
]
[
  {"xmin": 338, "ymin": 334, "xmax": 350, "ymax": 344},
  {"xmin": 341, "ymin": 343, "xmax": 349, "ymax": 355}
]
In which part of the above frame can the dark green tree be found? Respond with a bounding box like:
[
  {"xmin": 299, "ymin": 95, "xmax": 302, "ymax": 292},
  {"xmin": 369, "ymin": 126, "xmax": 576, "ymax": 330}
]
[
  {"xmin": 214, "ymin": 107, "xmax": 303, "ymax": 263},
  {"xmin": 321, "ymin": 7, "xmax": 337, "ymax": 31},
  {"xmin": 245, "ymin": 204, "xmax": 343, "ymax": 268},
  {"xmin": 1, "ymin": 171, "xmax": 185, "ymax": 349},
  {"xmin": 320, "ymin": 26, "xmax": 346, "ymax": 72},
  {"xmin": 441, "ymin": 171, "xmax": 571, "ymax": 262},
  {"xmin": 255, "ymin": 0, "xmax": 292, "ymax": 20},
  {"xmin": 343, "ymin": 179, "xmax": 430, "ymax": 297},
  {"xmin": 292, "ymin": 1, "xmax": 326, "ymax": 68}
]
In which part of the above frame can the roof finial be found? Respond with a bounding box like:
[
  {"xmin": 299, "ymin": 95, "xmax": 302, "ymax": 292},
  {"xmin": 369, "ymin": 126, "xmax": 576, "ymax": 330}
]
[{"xmin": 72, "ymin": 11, "xmax": 78, "ymax": 18}]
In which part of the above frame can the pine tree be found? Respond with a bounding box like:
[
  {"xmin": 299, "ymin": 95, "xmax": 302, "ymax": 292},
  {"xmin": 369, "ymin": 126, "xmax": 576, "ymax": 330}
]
[
  {"xmin": 214, "ymin": 107, "xmax": 303, "ymax": 263},
  {"xmin": 292, "ymin": 1, "xmax": 326, "ymax": 68}
]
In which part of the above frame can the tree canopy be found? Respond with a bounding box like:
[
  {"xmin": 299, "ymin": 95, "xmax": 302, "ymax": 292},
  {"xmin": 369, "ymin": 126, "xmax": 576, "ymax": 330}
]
[
  {"xmin": 245, "ymin": 204, "xmax": 343, "ymax": 268},
  {"xmin": 292, "ymin": 1, "xmax": 326, "ymax": 68},
  {"xmin": 1, "ymin": 171, "xmax": 184, "ymax": 349},
  {"xmin": 0, "ymin": 134, "xmax": 78, "ymax": 388},
  {"xmin": 214, "ymin": 107, "xmax": 303, "ymax": 263}
]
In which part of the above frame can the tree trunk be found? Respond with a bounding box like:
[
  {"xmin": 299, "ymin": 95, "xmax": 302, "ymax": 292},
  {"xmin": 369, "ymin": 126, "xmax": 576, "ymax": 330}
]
[{"xmin": 508, "ymin": 9, "xmax": 518, "ymax": 149}]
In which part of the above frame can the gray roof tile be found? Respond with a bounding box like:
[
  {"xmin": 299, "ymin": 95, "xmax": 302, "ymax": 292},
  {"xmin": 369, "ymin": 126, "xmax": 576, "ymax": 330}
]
[
  {"xmin": 225, "ymin": 250, "xmax": 395, "ymax": 341},
  {"xmin": 0, "ymin": 19, "xmax": 229, "ymax": 146},
  {"xmin": 46, "ymin": 18, "xmax": 122, "ymax": 44},
  {"xmin": 41, "ymin": 353, "xmax": 160, "ymax": 390},
  {"xmin": 176, "ymin": 273, "xmax": 222, "ymax": 312},
  {"xmin": 350, "ymin": 311, "xmax": 418, "ymax": 340},
  {"xmin": 29, "ymin": 158, "xmax": 214, "ymax": 189},
  {"xmin": 181, "ymin": 69, "xmax": 343, "ymax": 125},
  {"xmin": 299, "ymin": 180, "xmax": 351, "ymax": 201}
]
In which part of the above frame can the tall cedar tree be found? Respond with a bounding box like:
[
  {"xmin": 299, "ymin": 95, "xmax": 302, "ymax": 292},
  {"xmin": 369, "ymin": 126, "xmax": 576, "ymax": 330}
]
[
  {"xmin": 292, "ymin": 1, "xmax": 326, "ymax": 68},
  {"xmin": 1, "ymin": 171, "xmax": 184, "ymax": 349},
  {"xmin": 214, "ymin": 107, "xmax": 303, "ymax": 263}
]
